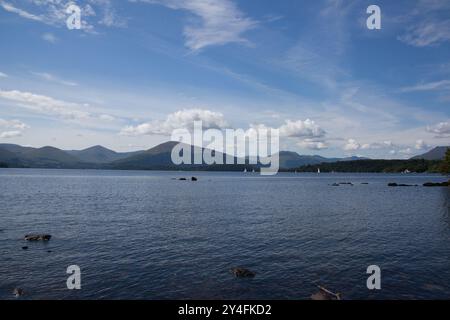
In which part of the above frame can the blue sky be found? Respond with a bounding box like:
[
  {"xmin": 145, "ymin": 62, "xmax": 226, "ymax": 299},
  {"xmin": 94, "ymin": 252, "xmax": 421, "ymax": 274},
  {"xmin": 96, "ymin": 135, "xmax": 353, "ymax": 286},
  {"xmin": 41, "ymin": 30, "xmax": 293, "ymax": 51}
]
[{"xmin": 0, "ymin": 0, "xmax": 449, "ymax": 158}]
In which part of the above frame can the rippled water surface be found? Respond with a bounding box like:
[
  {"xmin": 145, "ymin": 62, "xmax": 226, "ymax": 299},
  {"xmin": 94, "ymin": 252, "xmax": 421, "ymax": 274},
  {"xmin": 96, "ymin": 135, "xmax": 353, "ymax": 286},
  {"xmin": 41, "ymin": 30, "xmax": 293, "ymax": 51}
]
[{"xmin": 1, "ymin": 169, "xmax": 449, "ymax": 300}]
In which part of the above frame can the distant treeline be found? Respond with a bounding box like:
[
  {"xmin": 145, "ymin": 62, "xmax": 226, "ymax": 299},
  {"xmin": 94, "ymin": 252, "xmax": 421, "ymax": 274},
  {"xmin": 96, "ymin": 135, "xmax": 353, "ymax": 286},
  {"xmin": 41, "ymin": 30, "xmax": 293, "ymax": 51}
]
[{"xmin": 293, "ymin": 159, "xmax": 442, "ymax": 173}]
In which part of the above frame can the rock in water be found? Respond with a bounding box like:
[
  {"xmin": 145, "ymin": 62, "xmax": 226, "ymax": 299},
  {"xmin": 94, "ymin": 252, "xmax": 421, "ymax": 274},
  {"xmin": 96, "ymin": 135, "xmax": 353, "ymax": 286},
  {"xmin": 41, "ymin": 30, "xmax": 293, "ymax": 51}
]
[
  {"xmin": 423, "ymin": 181, "xmax": 449, "ymax": 187},
  {"xmin": 388, "ymin": 183, "xmax": 398, "ymax": 187},
  {"xmin": 22, "ymin": 246, "xmax": 28, "ymax": 250},
  {"xmin": 191, "ymin": 177, "xmax": 198, "ymax": 181},
  {"xmin": 230, "ymin": 267, "xmax": 255, "ymax": 278},
  {"xmin": 178, "ymin": 178, "xmax": 187, "ymax": 181},
  {"xmin": 24, "ymin": 234, "xmax": 52, "ymax": 241},
  {"xmin": 13, "ymin": 288, "xmax": 24, "ymax": 297}
]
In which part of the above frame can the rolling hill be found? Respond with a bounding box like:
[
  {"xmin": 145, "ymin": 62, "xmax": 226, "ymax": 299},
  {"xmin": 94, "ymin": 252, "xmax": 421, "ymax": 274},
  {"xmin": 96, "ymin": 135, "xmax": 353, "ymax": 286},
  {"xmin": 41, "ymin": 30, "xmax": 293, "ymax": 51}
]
[{"xmin": 66, "ymin": 145, "xmax": 144, "ymax": 164}]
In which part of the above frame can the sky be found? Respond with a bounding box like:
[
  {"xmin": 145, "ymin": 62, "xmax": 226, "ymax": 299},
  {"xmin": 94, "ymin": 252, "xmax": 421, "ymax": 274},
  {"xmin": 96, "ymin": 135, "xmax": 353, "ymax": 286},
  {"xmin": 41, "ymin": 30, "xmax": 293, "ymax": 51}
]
[{"xmin": 0, "ymin": 0, "xmax": 449, "ymax": 158}]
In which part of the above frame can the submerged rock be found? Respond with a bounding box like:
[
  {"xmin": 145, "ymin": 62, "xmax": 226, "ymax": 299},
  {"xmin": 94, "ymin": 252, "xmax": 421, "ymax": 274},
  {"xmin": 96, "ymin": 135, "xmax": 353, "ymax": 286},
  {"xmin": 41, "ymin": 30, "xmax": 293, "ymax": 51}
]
[
  {"xmin": 13, "ymin": 288, "xmax": 24, "ymax": 298},
  {"xmin": 331, "ymin": 183, "xmax": 340, "ymax": 186},
  {"xmin": 230, "ymin": 267, "xmax": 255, "ymax": 278},
  {"xmin": 178, "ymin": 178, "xmax": 187, "ymax": 181},
  {"xmin": 22, "ymin": 246, "xmax": 28, "ymax": 250},
  {"xmin": 24, "ymin": 234, "xmax": 52, "ymax": 241}
]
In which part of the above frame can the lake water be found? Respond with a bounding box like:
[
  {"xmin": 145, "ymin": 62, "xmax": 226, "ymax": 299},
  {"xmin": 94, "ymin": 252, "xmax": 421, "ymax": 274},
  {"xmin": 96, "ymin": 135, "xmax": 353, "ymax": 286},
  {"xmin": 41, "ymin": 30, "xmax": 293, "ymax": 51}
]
[{"xmin": 0, "ymin": 168, "xmax": 449, "ymax": 300}]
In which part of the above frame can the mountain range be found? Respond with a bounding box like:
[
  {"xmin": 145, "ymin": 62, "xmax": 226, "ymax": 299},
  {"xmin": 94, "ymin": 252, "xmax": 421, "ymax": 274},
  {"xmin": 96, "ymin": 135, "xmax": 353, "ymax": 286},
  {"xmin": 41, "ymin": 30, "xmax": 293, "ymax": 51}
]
[
  {"xmin": 0, "ymin": 141, "xmax": 371, "ymax": 170},
  {"xmin": 411, "ymin": 146, "xmax": 449, "ymax": 161}
]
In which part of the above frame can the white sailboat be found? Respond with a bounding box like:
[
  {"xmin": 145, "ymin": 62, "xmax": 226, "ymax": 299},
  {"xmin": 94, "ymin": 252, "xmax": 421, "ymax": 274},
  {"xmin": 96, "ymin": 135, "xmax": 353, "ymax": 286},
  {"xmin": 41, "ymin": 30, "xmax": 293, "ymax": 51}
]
[{"xmin": 317, "ymin": 168, "xmax": 321, "ymax": 174}]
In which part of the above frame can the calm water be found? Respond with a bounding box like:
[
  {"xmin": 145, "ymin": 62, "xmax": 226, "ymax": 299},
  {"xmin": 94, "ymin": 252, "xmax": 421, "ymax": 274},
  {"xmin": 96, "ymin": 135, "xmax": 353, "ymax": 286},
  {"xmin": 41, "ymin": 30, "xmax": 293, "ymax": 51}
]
[{"xmin": 0, "ymin": 168, "xmax": 449, "ymax": 300}]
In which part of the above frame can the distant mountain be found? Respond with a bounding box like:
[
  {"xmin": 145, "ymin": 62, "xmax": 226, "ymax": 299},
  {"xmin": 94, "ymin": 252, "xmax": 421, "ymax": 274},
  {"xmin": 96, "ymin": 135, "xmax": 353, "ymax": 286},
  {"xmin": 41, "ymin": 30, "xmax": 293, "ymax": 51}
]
[
  {"xmin": 0, "ymin": 141, "xmax": 369, "ymax": 170},
  {"xmin": 276, "ymin": 151, "xmax": 368, "ymax": 169},
  {"xmin": 109, "ymin": 141, "xmax": 251, "ymax": 171},
  {"xmin": 67, "ymin": 145, "xmax": 144, "ymax": 164},
  {"xmin": 411, "ymin": 146, "xmax": 449, "ymax": 160},
  {"xmin": 277, "ymin": 151, "xmax": 327, "ymax": 169},
  {"xmin": 0, "ymin": 143, "xmax": 35, "ymax": 155},
  {"xmin": 0, "ymin": 144, "xmax": 91, "ymax": 168},
  {"xmin": 0, "ymin": 147, "xmax": 21, "ymax": 166}
]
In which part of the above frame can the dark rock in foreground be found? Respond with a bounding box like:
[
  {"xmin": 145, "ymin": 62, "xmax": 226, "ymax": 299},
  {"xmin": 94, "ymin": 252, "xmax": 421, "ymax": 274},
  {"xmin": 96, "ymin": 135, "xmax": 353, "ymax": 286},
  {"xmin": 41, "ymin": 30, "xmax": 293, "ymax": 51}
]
[
  {"xmin": 191, "ymin": 177, "xmax": 198, "ymax": 181},
  {"xmin": 230, "ymin": 267, "xmax": 255, "ymax": 278},
  {"xmin": 13, "ymin": 288, "xmax": 24, "ymax": 297},
  {"xmin": 311, "ymin": 286, "xmax": 342, "ymax": 300},
  {"xmin": 24, "ymin": 234, "xmax": 52, "ymax": 241},
  {"xmin": 423, "ymin": 181, "xmax": 449, "ymax": 187}
]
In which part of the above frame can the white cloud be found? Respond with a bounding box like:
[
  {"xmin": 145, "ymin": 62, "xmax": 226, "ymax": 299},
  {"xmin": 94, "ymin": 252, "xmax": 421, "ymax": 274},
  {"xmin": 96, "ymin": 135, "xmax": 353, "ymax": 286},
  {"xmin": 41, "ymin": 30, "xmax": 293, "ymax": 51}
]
[
  {"xmin": 0, "ymin": 118, "xmax": 29, "ymax": 139},
  {"xmin": 120, "ymin": 108, "xmax": 228, "ymax": 136},
  {"xmin": 135, "ymin": 0, "xmax": 256, "ymax": 51},
  {"xmin": 278, "ymin": 119, "xmax": 326, "ymax": 138},
  {"xmin": 0, "ymin": 118, "xmax": 29, "ymax": 130},
  {"xmin": 99, "ymin": 114, "xmax": 115, "ymax": 121},
  {"xmin": 427, "ymin": 121, "xmax": 450, "ymax": 135},
  {"xmin": 0, "ymin": 71, "xmax": 8, "ymax": 78},
  {"xmin": 297, "ymin": 139, "xmax": 328, "ymax": 150},
  {"xmin": 42, "ymin": 32, "xmax": 57, "ymax": 43},
  {"xmin": 0, "ymin": 130, "xmax": 22, "ymax": 138},
  {"xmin": 400, "ymin": 80, "xmax": 450, "ymax": 92},
  {"xmin": 0, "ymin": 89, "xmax": 89, "ymax": 120},
  {"xmin": 31, "ymin": 71, "xmax": 78, "ymax": 86},
  {"xmin": 415, "ymin": 139, "xmax": 429, "ymax": 150},
  {"xmin": 344, "ymin": 138, "xmax": 361, "ymax": 151}
]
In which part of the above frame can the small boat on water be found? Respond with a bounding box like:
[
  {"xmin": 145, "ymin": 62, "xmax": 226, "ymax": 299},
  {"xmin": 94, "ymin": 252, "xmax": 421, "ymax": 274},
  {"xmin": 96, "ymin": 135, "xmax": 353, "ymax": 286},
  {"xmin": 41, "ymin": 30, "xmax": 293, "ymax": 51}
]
[
  {"xmin": 243, "ymin": 168, "xmax": 247, "ymax": 173},
  {"xmin": 317, "ymin": 168, "xmax": 321, "ymax": 174}
]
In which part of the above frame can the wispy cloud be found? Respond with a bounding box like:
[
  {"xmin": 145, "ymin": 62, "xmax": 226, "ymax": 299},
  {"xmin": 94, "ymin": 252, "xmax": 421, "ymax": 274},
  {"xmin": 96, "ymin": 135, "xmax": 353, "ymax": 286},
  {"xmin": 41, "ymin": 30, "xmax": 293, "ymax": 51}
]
[
  {"xmin": 400, "ymin": 80, "xmax": 450, "ymax": 92},
  {"xmin": 0, "ymin": 71, "xmax": 8, "ymax": 78},
  {"xmin": 42, "ymin": 32, "xmax": 58, "ymax": 43},
  {"xmin": 0, "ymin": 89, "xmax": 116, "ymax": 126},
  {"xmin": 397, "ymin": 0, "xmax": 450, "ymax": 47},
  {"xmin": 0, "ymin": 1, "xmax": 42, "ymax": 21},
  {"xmin": 0, "ymin": 0, "xmax": 125, "ymax": 32},
  {"xmin": 399, "ymin": 20, "xmax": 450, "ymax": 47},
  {"xmin": 133, "ymin": 0, "xmax": 257, "ymax": 51},
  {"xmin": 31, "ymin": 71, "xmax": 78, "ymax": 86}
]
